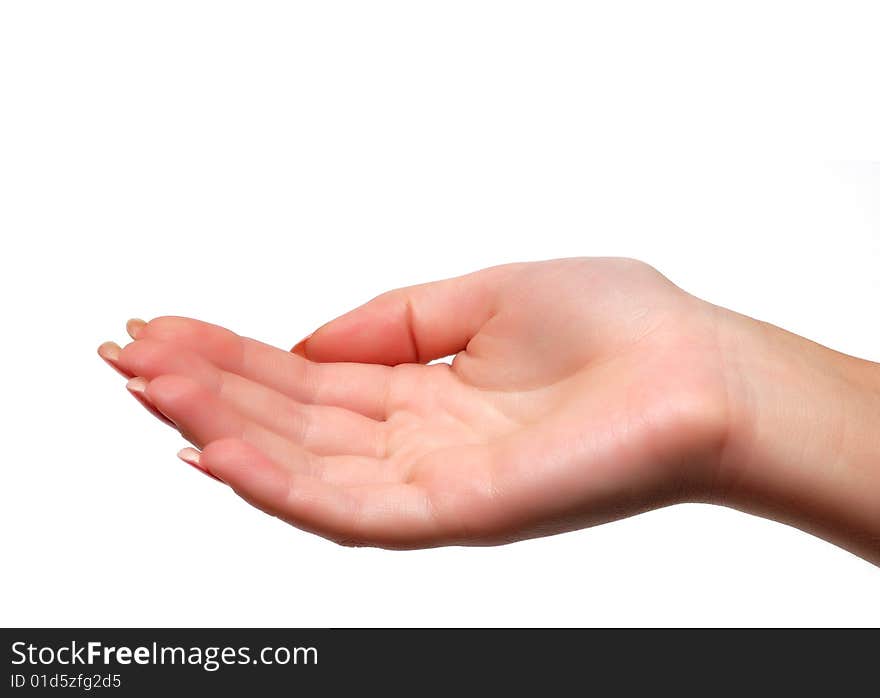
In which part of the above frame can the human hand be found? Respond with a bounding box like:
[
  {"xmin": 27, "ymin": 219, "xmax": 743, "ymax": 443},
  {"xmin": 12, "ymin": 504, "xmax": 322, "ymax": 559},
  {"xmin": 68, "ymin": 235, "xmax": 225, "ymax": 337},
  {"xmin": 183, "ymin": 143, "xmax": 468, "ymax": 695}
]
[{"xmin": 98, "ymin": 258, "xmax": 880, "ymax": 559}]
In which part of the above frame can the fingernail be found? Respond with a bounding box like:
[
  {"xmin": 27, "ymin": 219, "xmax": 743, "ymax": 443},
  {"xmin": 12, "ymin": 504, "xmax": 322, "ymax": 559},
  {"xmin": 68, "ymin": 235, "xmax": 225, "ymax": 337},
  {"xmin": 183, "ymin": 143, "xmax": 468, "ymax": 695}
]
[
  {"xmin": 126, "ymin": 318, "xmax": 147, "ymax": 340},
  {"xmin": 291, "ymin": 333, "xmax": 312, "ymax": 357},
  {"xmin": 98, "ymin": 341, "xmax": 120, "ymax": 363},
  {"xmin": 126, "ymin": 376, "xmax": 148, "ymax": 395},
  {"xmin": 98, "ymin": 341, "xmax": 131, "ymax": 378},
  {"xmin": 126, "ymin": 376, "xmax": 175, "ymax": 427},
  {"xmin": 177, "ymin": 447, "xmax": 224, "ymax": 483}
]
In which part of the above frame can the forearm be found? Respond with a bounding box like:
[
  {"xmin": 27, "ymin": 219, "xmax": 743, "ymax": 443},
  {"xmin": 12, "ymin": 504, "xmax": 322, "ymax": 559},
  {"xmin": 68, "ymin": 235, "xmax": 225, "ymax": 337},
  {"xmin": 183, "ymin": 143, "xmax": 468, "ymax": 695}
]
[{"xmin": 715, "ymin": 311, "xmax": 880, "ymax": 564}]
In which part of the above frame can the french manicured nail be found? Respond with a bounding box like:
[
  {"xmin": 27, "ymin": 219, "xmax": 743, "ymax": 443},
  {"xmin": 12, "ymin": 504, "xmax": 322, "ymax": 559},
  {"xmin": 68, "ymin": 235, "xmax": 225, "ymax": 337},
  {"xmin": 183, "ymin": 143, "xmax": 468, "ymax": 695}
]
[
  {"xmin": 126, "ymin": 318, "xmax": 147, "ymax": 340},
  {"xmin": 126, "ymin": 377, "xmax": 175, "ymax": 427},
  {"xmin": 97, "ymin": 341, "xmax": 130, "ymax": 377},
  {"xmin": 126, "ymin": 376, "xmax": 148, "ymax": 395},
  {"xmin": 291, "ymin": 333, "xmax": 312, "ymax": 357},
  {"xmin": 177, "ymin": 447, "xmax": 223, "ymax": 482}
]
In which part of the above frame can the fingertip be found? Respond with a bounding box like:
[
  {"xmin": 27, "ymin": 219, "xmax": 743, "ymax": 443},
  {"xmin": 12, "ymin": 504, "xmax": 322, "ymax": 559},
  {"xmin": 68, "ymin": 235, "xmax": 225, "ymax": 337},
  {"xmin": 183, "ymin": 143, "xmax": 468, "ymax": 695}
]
[
  {"xmin": 293, "ymin": 294, "xmax": 420, "ymax": 365},
  {"xmin": 126, "ymin": 317, "xmax": 147, "ymax": 340},
  {"xmin": 98, "ymin": 341, "xmax": 120, "ymax": 362},
  {"xmin": 200, "ymin": 436, "xmax": 253, "ymax": 461},
  {"xmin": 98, "ymin": 341, "xmax": 132, "ymax": 378},
  {"xmin": 142, "ymin": 374, "xmax": 204, "ymax": 423},
  {"xmin": 126, "ymin": 375, "xmax": 176, "ymax": 427},
  {"xmin": 200, "ymin": 438, "xmax": 291, "ymax": 511},
  {"xmin": 145, "ymin": 373, "xmax": 200, "ymax": 402}
]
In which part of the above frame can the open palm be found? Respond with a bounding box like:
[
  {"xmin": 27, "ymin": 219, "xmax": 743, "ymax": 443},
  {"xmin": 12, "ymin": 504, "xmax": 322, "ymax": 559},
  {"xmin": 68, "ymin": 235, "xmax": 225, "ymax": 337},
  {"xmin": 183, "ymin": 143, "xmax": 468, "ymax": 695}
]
[{"xmin": 99, "ymin": 258, "xmax": 730, "ymax": 547}]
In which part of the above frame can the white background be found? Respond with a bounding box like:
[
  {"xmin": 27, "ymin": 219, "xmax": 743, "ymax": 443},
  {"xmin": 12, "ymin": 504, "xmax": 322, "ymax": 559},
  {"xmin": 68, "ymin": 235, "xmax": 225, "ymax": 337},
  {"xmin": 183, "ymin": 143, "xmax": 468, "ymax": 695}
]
[{"xmin": 1, "ymin": 2, "xmax": 878, "ymax": 627}]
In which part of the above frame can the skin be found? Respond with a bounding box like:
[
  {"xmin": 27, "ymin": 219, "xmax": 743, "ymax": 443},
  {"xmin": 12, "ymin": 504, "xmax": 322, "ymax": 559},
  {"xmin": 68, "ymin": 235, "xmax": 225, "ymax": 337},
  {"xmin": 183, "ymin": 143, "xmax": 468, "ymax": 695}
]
[{"xmin": 97, "ymin": 258, "xmax": 880, "ymax": 562}]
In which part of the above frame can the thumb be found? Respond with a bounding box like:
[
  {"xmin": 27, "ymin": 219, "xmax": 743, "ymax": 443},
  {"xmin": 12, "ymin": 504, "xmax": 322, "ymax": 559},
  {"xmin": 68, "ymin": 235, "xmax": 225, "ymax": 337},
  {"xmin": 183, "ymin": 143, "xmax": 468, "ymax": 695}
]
[{"xmin": 292, "ymin": 264, "xmax": 518, "ymax": 365}]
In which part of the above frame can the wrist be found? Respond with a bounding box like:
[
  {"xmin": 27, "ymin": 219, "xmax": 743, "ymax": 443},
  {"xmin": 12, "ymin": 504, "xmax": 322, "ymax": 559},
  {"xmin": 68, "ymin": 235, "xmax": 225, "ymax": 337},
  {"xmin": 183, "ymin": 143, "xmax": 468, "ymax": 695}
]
[{"xmin": 712, "ymin": 310, "xmax": 880, "ymax": 563}]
